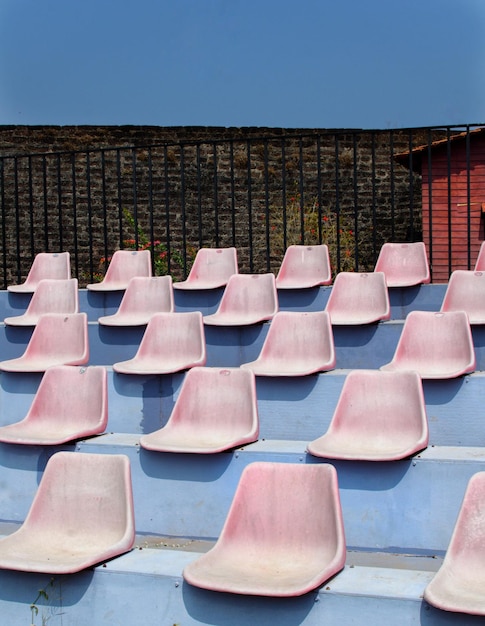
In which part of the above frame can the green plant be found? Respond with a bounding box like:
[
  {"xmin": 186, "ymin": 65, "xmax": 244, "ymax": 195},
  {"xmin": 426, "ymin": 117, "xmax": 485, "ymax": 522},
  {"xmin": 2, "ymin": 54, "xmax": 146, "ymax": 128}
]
[
  {"xmin": 30, "ymin": 578, "xmax": 59, "ymax": 626},
  {"xmin": 262, "ymin": 194, "xmax": 356, "ymax": 272}
]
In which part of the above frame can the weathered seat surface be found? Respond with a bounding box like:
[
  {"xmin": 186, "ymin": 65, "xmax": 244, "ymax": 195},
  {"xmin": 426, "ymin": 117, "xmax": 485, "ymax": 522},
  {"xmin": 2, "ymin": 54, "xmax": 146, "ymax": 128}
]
[
  {"xmin": 98, "ymin": 276, "xmax": 174, "ymax": 326},
  {"xmin": 424, "ymin": 471, "xmax": 485, "ymax": 615},
  {"xmin": 183, "ymin": 462, "xmax": 346, "ymax": 596},
  {"xmin": 173, "ymin": 247, "xmax": 238, "ymax": 290},
  {"xmin": 140, "ymin": 367, "xmax": 258, "ymax": 453},
  {"xmin": 325, "ymin": 271, "xmax": 390, "ymax": 325},
  {"xmin": 275, "ymin": 244, "xmax": 332, "ymax": 289},
  {"xmin": 241, "ymin": 311, "xmax": 336, "ymax": 376},
  {"xmin": 7, "ymin": 252, "xmax": 71, "ymax": 293},
  {"xmin": 4, "ymin": 278, "xmax": 79, "ymax": 326},
  {"xmin": 440, "ymin": 270, "xmax": 485, "ymax": 324},
  {"xmin": 113, "ymin": 311, "xmax": 206, "ymax": 374},
  {"xmin": 0, "ymin": 366, "xmax": 107, "ymax": 445},
  {"xmin": 380, "ymin": 310, "xmax": 475, "ymax": 379},
  {"xmin": 87, "ymin": 250, "xmax": 152, "ymax": 291},
  {"xmin": 0, "ymin": 313, "xmax": 89, "ymax": 372},
  {"xmin": 374, "ymin": 242, "xmax": 430, "ymax": 287},
  {"xmin": 203, "ymin": 273, "xmax": 278, "ymax": 326},
  {"xmin": 0, "ymin": 451, "xmax": 135, "ymax": 574},
  {"xmin": 307, "ymin": 370, "xmax": 428, "ymax": 461}
]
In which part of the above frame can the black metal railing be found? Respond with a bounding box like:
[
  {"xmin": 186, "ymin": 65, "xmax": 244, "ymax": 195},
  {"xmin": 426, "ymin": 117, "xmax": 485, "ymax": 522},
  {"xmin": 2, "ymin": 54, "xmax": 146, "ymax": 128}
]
[{"xmin": 0, "ymin": 124, "xmax": 484, "ymax": 288}]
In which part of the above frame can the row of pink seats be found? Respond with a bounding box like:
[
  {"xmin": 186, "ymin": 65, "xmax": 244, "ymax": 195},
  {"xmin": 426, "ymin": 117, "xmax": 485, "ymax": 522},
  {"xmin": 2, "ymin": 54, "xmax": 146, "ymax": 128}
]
[{"xmin": 0, "ymin": 448, "xmax": 483, "ymax": 616}]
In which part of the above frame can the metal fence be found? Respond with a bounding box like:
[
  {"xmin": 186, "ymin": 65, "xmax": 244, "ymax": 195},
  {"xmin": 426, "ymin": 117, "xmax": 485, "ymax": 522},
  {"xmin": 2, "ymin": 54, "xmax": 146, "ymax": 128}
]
[{"xmin": 0, "ymin": 124, "xmax": 483, "ymax": 288}]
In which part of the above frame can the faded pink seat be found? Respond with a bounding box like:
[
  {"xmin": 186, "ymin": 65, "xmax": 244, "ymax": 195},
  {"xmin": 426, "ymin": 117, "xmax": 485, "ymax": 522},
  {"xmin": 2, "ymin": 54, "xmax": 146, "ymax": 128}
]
[
  {"xmin": 424, "ymin": 472, "xmax": 485, "ymax": 615},
  {"xmin": 98, "ymin": 276, "xmax": 174, "ymax": 326},
  {"xmin": 87, "ymin": 249, "xmax": 152, "ymax": 291},
  {"xmin": 380, "ymin": 310, "xmax": 475, "ymax": 379},
  {"xmin": 0, "ymin": 366, "xmax": 107, "ymax": 445},
  {"xmin": 140, "ymin": 367, "xmax": 258, "ymax": 453},
  {"xmin": 307, "ymin": 370, "xmax": 428, "ymax": 461},
  {"xmin": 203, "ymin": 273, "xmax": 278, "ymax": 326},
  {"xmin": 275, "ymin": 244, "xmax": 332, "ymax": 289},
  {"xmin": 325, "ymin": 271, "xmax": 390, "ymax": 325},
  {"xmin": 113, "ymin": 311, "xmax": 206, "ymax": 375},
  {"xmin": 474, "ymin": 241, "xmax": 485, "ymax": 271},
  {"xmin": 0, "ymin": 313, "xmax": 89, "ymax": 373},
  {"xmin": 4, "ymin": 278, "xmax": 79, "ymax": 326},
  {"xmin": 7, "ymin": 252, "xmax": 71, "ymax": 293},
  {"xmin": 241, "ymin": 311, "xmax": 336, "ymax": 376},
  {"xmin": 183, "ymin": 462, "xmax": 346, "ymax": 597},
  {"xmin": 440, "ymin": 270, "xmax": 485, "ymax": 324},
  {"xmin": 374, "ymin": 242, "xmax": 430, "ymax": 287},
  {"xmin": 0, "ymin": 451, "xmax": 135, "ymax": 574},
  {"xmin": 173, "ymin": 247, "xmax": 238, "ymax": 290}
]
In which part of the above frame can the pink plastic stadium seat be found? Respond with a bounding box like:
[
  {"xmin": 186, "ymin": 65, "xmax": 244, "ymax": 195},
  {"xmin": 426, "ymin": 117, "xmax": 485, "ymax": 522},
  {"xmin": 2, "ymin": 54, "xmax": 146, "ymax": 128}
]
[
  {"xmin": 0, "ymin": 451, "xmax": 135, "ymax": 574},
  {"xmin": 307, "ymin": 370, "xmax": 428, "ymax": 461},
  {"xmin": 380, "ymin": 310, "xmax": 475, "ymax": 379},
  {"xmin": 140, "ymin": 367, "xmax": 259, "ymax": 453},
  {"xmin": 241, "ymin": 311, "xmax": 336, "ymax": 376},
  {"xmin": 7, "ymin": 252, "xmax": 71, "ymax": 293},
  {"xmin": 374, "ymin": 242, "xmax": 430, "ymax": 287},
  {"xmin": 183, "ymin": 462, "xmax": 346, "ymax": 596},
  {"xmin": 275, "ymin": 244, "xmax": 332, "ymax": 289},
  {"xmin": 87, "ymin": 249, "xmax": 152, "ymax": 291},
  {"xmin": 113, "ymin": 311, "xmax": 206, "ymax": 375},
  {"xmin": 98, "ymin": 276, "xmax": 174, "ymax": 326},
  {"xmin": 4, "ymin": 278, "xmax": 79, "ymax": 326},
  {"xmin": 325, "ymin": 271, "xmax": 390, "ymax": 325},
  {"xmin": 424, "ymin": 472, "xmax": 485, "ymax": 615},
  {"xmin": 173, "ymin": 247, "xmax": 238, "ymax": 290},
  {"xmin": 203, "ymin": 273, "xmax": 278, "ymax": 326},
  {"xmin": 0, "ymin": 366, "xmax": 107, "ymax": 445},
  {"xmin": 474, "ymin": 241, "xmax": 485, "ymax": 271},
  {"xmin": 440, "ymin": 270, "xmax": 485, "ymax": 324},
  {"xmin": 0, "ymin": 313, "xmax": 89, "ymax": 373}
]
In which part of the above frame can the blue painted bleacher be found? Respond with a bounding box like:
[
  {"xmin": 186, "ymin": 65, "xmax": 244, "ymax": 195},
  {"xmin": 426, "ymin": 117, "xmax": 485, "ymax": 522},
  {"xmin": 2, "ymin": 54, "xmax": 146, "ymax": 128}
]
[{"xmin": 0, "ymin": 282, "xmax": 484, "ymax": 624}]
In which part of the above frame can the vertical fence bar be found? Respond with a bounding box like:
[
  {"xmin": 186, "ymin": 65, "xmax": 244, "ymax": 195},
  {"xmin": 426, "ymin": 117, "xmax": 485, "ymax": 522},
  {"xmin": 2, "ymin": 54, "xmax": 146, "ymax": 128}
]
[
  {"xmin": 298, "ymin": 137, "xmax": 304, "ymax": 244},
  {"xmin": 263, "ymin": 139, "xmax": 271, "ymax": 271},
  {"xmin": 407, "ymin": 130, "xmax": 415, "ymax": 242},
  {"xmin": 389, "ymin": 130, "xmax": 396, "ymax": 239},
  {"xmin": 131, "ymin": 149, "xmax": 139, "ymax": 248},
  {"xmin": 28, "ymin": 156, "xmax": 35, "ymax": 256},
  {"xmin": 446, "ymin": 127, "xmax": 452, "ymax": 277},
  {"xmin": 86, "ymin": 152, "xmax": 94, "ymax": 278},
  {"xmin": 71, "ymin": 153, "xmax": 79, "ymax": 279},
  {"xmin": 14, "ymin": 157, "xmax": 21, "ymax": 280},
  {"xmin": 180, "ymin": 145, "xmax": 187, "ymax": 276},
  {"xmin": 116, "ymin": 149, "xmax": 123, "ymax": 250},
  {"xmin": 371, "ymin": 132, "xmax": 377, "ymax": 259},
  {"xmin": 316, "ymin": 135, "xmax": 323, "ymax": 243},
  {"xmin": 427, "ymin": 129, "xmax": 433, "ymax": 278},
  {"xmin": 56, "ymin": 154, "xmax": 63, "ymax": 251},
  {"xmin": 281, "ymin": 139, "xmax": 287, "ymax": 252},
  {"xmin": 229, "ymin": 140, "xmax": 236, "ymax": 246},
  {"xmin": 213, "ymin": 142, "xmax": 219, "ymax": 248},
  {"xmin": 101, "ymin": 150, "xmax": 108, "ymax": 266},
  {"xmin": 247, "ymin": 140, "xmax": 253, "ymax": 272},
  {"xmin": 163, "ymin": 145, "xmax": 171, "ymax": 273},
  {"xmin": 466, "ymin": 126, "xmax": 471, "ymax": 268},
  {"xmin": 352, "ymin": 133, "xmax": 359, "ymax": 271},
  {"xmin": 0, "ymin": 159, "xmax": 6, "ymax": 289},
  {"xmin": 147, "ymin": 147, "xmax": 155, "ymax": 273},
  {"xmin": 334, "ymin": 134, "xmax": 341, "ymax": 271},
  {"xmin": 42, "ymin": 155, "xmax": 49, "ymax": 251},
  {"xmin": 196, "ymin": 144, "xmax": 203, "ymax": 248}
]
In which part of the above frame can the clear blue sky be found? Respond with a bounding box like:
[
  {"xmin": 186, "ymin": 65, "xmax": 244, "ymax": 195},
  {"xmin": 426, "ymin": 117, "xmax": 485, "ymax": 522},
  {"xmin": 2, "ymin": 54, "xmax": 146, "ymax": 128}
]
[{"xmin": 0, "ymin": 0, "xmax": 484, "ymax": 129}]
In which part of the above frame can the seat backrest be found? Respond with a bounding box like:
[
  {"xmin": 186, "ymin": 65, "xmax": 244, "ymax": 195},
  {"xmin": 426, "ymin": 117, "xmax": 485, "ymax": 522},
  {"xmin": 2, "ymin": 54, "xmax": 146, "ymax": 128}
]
[
  {"xmin": 440, "ymin": 270, "xmax": 485, "ymax": 324},
  {"xmin": 98, "ymin": 276, "xmax": 174, "ymax": 325},
  {"xmin": 474, "ymin": 241, "xmax": 485, "ymax": 271},
  {"xmin": 5, "ymin": 278, "xmax": 79, "ymax": 325},
  {"xmin": 241, "ymin": 311, "xmax": 335, "ymax": 375},
  {"xmin": 23, "ymin": 451, "xmax": 135, "ymax": 548},
  {"xmin": 374, "ymin": 242, "xmax": 430, "ymax": 287},
  {"xmin": 8, "ymin": 252, "xmax": 71, "ymax": 293},
  {"xmin": 23, "ymin": 313, "xmax": 89, "ymax": 364},
  {"xmin": 381, "ymin": 310, "xmax": 475, "ymax": 379},
  {"xmin": 307, "ymin": 369, "xmax": 428, "ymax": 461},
  {"xmin": 276, "ymin": 245, "xmax": 332, "ymax": 288},
  {"xmin": 174, "ymin": 247, "xmax": 238, "ymax": 289},
  {"xmin": 87, "ymin": 250, "xmax": 152, "ymax": 290},
  {"xmin": 325, "ymin": 272, "xmax": 390, "ymax": 324},
  {"xmin": 140, "ymin": 367, "xmax": 259, "ymax": 453}
]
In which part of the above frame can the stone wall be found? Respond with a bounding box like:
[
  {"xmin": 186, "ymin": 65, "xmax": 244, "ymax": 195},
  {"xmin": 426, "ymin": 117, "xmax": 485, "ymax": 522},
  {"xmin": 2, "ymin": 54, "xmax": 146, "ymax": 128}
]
[{"xmin": 0, "ymin": 125, "xmax": 430, "ymax": 286}]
